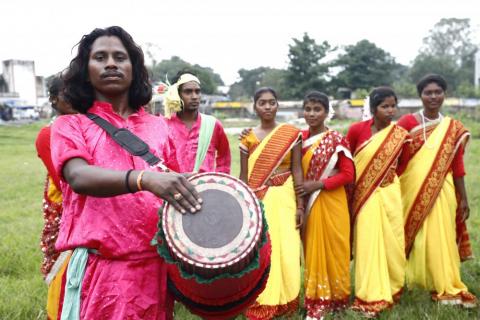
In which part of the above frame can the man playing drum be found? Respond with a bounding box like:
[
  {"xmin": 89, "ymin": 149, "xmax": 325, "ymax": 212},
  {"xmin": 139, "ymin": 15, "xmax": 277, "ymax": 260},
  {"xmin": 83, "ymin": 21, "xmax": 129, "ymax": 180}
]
[
  {"xmin": 163, "ymin": 70, "xmax": 231, "ymax": 174},
  {"xmin": 50, "ymin": 26, "xmax": 201, "ymax": 319}
]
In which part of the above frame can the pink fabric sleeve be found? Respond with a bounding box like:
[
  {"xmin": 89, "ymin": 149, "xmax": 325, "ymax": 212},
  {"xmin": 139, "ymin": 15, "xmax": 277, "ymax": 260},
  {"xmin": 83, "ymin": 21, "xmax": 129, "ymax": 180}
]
[
  {"xmin": 214, "ymin": 120, "xmax": 231, "ymax": 174},
  {"xmin": 51, "ymin": 116, "xmax": 94, "ymax": 181},
  {"xmin": 322, "ymin": 152, "xmax": 355, "ymax": 190},
  {"xmin": 164, "ymin": 133, "xmax": 181, "ymax": 172}
]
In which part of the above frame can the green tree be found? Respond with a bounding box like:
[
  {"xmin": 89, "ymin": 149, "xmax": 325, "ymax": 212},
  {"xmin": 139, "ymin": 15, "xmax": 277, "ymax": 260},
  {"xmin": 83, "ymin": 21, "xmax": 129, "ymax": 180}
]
[
  {"xmin": 421, "ymin": 18, "xmax": 476, "ymax": 66},
  {"xmin": 392, "ymin": 80, "xmax": 418, "ymax": 98},
  {"xmin": 228, "ymin": 67, "xmax": 288, "ymax": 100},
  {"xmin": 333, "ymin": 39, "xmax": 403, "ymax": 92},
  {"xmin": 457, "ymin": 81, "xmax": 480, "ymax": 98},
  {"xmin": 410, "ymin": 18, "xmax": 478, "ymax": 93},
  {"xmin": 149, "ymin": 56, "xmax": 224, "ymax": 94},
  {"xmin": 409, "ymin": 54, "xmax": 459, "ymax": 91},
  {"xmin": 286, "ymin": 33, "xmax": 332, "ymax": 99}
]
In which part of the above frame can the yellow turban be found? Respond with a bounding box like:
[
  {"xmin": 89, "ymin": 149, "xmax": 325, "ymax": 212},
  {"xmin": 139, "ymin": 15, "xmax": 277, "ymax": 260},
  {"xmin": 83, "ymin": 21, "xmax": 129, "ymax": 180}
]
[{"xmin": 163, "ymin": 74, "xmax": 201, "ymax": 118}]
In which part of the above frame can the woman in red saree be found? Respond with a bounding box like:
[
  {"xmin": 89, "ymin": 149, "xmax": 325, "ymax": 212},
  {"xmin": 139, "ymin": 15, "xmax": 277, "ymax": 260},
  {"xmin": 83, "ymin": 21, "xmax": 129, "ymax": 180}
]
[
  {"xmin": 295, "ymin": 91, "xmax": 354, "ymax": 319},
  {"xmin": 397, "ymin": 74, "xmax": 477, "ymax": 308},
  {"xmin": 347, "ymin": 87, "xmax": 409, "ymax": 318},
  {"xmin": 240, "ymin": 87, "xmax": 304, "ymax": 320}
]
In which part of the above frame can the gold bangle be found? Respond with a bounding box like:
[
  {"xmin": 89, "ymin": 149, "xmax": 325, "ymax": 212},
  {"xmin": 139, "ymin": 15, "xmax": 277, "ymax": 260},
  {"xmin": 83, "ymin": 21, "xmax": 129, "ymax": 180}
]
[{"xmin": 136, "ymin": 170, "xmax": 145, "ymax": 191}]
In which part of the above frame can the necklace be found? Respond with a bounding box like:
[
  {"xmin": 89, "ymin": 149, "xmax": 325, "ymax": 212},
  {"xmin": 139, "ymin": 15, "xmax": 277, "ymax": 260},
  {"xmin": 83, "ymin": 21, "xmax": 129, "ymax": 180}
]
[
  {"xmin": 421, "ymin": 110, "xmax": 443, "ymax": 121},
  {"xmin": 419, "ymin": 110, "xmax": 443, "ymax": 149}
]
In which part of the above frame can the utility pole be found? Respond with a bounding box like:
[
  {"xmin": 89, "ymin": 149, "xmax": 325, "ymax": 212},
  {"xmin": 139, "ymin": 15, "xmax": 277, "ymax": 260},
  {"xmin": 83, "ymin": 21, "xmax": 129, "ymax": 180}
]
[{"xmin": 475, "ymin": 50, "xmax": 480, "ymax": 88}]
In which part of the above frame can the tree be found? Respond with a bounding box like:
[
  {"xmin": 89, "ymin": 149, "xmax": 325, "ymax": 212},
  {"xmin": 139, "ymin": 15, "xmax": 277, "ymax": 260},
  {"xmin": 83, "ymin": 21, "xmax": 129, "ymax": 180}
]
[
  {"xmin": 410, "ymin": 18, "xmax": 478, "ymax": 93},
  {"xmin": 333, "ymin": 40, "xmax": 403, "ymax": 92},
  {"xmin": 285, "ymin": 33, "xmax": 332, "ymax": 99},
  {"xmin": 392, "ymin": 80, "xmax": 417, "ymax": 98},
  {"xmin": 148, "ymin": 56, "xmax": 224, "ymax": 94},
  {"xmin": 421, "ymin": 18, "xmax": 477, "ymax": 67},
  {"xmin": 228, "ymin": 67, "xmax": 288, "ymax": 100},
  {"xmin": 409, "ymin": 54, "xmax": 459, "ymax": 91}
]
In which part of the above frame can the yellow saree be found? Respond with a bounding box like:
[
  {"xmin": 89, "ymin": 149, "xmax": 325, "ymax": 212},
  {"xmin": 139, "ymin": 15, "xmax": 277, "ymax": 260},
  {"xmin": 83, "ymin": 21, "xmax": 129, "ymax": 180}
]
[
  {"xmin": 43, "ymin": 177, "xmax": 72, "ymax": 320},
  {"xmin": 241, "ymin": 124, "xmax": 302, "ymax": 320},
  {"xmin": 400, "ymin": 116, "xmax": 475, "ymax": 305},
  {"xmin": 351, "ymin": 123, "xmax": 408, "ymax": 316},
  {"xmin": 302, "ymin": 130, "xmax": 352, "ymax": 319}
]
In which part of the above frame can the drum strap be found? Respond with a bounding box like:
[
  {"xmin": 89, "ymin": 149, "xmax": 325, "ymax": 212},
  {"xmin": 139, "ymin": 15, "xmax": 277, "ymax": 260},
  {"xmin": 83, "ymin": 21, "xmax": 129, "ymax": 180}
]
[{"xmin": 86, "ymin": 113, "xmax": 168, "ymax": 170}]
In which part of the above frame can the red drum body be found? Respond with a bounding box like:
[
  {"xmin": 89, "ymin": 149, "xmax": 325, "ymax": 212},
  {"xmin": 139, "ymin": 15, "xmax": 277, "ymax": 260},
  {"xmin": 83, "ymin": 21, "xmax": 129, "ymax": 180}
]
[{"xmin": 156, "ymin": 173, "xmax": 271, "ymax": 319}]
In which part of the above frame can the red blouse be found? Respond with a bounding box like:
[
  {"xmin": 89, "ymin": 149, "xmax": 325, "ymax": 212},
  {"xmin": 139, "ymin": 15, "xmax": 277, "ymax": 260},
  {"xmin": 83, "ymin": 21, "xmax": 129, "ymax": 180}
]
[
  {"xmin": 346, "ymin": 119, "xmax": 411, "ymax": 176},
  {"xmin": 302, "ymin": 130, "xmax": 354, "ymax": 190},
  {"xmin": 397, "ymin": 114, "xmax": 465, "ymax": 177}
]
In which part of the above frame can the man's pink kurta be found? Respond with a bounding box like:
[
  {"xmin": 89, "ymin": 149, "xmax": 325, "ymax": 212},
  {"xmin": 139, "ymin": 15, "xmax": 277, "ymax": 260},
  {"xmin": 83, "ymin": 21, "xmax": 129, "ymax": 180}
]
[
  {"xmin": 166, "ymin": 113, "xmax": 231, "ymax": 173},
  {"xmin": 51, "ymin": 101, "xmax": 178, "ymax": 319}
]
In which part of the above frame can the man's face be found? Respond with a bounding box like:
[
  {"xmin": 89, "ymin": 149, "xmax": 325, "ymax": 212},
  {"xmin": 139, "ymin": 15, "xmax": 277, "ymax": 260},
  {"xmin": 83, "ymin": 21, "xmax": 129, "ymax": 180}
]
[
  {"xmin": 179, "ymin": 81, "xmax": 201, "ymax": 112},
  {"xmin": 88, "ymin": 36, "xmax": 133, "ymax": 98}
]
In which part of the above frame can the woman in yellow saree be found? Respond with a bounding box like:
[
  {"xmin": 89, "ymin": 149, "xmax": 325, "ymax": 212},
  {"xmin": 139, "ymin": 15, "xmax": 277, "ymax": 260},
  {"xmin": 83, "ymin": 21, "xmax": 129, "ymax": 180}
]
[
  {"xmin": 346, "ymin": 87, "xmax": 409, "ymax": 318},
  {"xmin": 295, "ymin": 91, "xmax": 354, "ymax": 320},
  {"xmin": 397, "ymin": 74, "xmax": 477, "ymax": 308},
  {"xmin": 240, "ymin": 87, "xmax": 304, "ymax": 320}
]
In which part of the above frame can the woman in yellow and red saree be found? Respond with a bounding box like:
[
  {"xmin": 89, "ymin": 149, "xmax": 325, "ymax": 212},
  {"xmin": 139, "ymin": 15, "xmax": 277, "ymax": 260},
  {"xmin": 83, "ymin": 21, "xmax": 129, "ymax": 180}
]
[
  {"xmin": 296, "ymin": 91, "xmax": 354, "ymax": 320},
  {"xmin": 347, "ymin": 87, "xmax": 409, "ymax": 318},
  {"xmin": 397, "ymin": 74, "xmax": 477, "ymax": 308},
  {"xmin": 240, "ymin": 87, "xmax": 304, "ymax": 320}
]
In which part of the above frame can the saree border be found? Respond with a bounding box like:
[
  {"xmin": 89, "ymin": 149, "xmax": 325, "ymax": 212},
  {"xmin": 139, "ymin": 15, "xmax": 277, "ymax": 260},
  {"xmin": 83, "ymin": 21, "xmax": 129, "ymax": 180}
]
[
  {"xmin": 404, "ymin": 119, "xmax": 469, "ymax": 256},
  {"xmin": 248, "ymin": 124, "xmax": 301, "ymax": 190},
  {"xmin": 351, "ymin": 125, "xmax": 407, "ymax": 224}
]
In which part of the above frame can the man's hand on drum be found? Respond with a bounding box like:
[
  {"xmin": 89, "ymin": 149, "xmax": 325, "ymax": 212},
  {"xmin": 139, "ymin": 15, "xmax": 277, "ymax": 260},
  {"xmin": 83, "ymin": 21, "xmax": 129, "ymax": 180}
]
[{"xmin": 142, "ymin": 171, "xmax": 202, "ymax": 214}]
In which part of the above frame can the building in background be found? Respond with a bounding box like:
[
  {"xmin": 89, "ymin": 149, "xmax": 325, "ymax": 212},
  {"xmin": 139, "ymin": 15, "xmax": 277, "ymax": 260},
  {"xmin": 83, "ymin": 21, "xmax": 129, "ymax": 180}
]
[{"xmin": 0, "ymin": 59, "xmax": 46, "ymax": 106}]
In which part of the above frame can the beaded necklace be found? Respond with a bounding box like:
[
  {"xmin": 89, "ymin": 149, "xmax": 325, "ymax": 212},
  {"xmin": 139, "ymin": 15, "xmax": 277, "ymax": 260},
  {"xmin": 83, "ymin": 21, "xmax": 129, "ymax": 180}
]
[{"xmin": 419, "ymin": 110, "xmax": 443, "ymax": 149}]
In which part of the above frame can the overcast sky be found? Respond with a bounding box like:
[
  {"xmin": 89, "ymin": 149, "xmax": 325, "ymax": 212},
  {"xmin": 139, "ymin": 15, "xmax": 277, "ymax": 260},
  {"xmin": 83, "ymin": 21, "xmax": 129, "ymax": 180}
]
[{"xmin": 0, "ymin": 0, "xmax": 478, "ymax": 85}]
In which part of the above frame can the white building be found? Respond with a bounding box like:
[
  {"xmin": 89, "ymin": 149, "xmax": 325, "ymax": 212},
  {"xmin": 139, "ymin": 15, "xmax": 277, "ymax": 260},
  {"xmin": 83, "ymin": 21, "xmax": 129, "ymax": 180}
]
[{"xmin": 2, "ymin": 60, "xmax": 37, "ymax": 105}]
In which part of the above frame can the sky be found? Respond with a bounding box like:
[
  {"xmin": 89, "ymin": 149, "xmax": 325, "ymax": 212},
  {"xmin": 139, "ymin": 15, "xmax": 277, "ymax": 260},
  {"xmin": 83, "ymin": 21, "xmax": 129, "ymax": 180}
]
[{"xmin": 0, "ymin": 0, "xmax": 479, "ymax": 85}]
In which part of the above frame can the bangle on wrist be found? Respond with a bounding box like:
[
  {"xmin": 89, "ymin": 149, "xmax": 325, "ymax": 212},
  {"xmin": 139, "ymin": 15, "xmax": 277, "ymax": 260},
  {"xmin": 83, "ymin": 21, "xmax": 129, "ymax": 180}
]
[
  {"xmin": 125, "ymin": 169, "xmax": 134, "ymax": 193},
  {"xmin": 297, "ymin": 206, "xmax": 305, "ymax": 211},
  {"xmin": 137, "ymin": 170, "xmax": 145, "ymax": 191}
]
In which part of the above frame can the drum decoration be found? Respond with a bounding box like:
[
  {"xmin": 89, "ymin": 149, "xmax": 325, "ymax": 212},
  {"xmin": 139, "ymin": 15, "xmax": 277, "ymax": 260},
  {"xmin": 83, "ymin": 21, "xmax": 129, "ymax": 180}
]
[{"xmin": 153, "ymin": 172, "xmax": 271, "ymax": 319}]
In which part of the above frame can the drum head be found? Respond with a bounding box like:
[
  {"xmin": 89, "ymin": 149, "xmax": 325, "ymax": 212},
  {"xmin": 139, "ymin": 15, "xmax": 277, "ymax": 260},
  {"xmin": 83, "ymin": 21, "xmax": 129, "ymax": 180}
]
[
  {"xmin": 182, "ymin": 189, "xmax": 243, "ymax": 248},
  {"xmin": 163, "ymin": 173, "xmax": 263, "ymax": 270}
]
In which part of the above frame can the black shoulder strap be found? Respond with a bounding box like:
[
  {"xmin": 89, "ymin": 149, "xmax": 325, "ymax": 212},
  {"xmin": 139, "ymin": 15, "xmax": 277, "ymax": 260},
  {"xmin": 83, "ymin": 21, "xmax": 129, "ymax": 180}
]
[{"xmin": 86, "ymin": 113, "xmax": 162, "ymax": 167}]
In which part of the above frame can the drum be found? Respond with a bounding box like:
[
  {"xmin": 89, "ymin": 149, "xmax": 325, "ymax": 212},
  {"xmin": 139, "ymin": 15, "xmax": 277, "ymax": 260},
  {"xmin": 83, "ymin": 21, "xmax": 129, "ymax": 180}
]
[{"xmin": 154, "ymin": 172, "xmax": 271, "ymax": 319}]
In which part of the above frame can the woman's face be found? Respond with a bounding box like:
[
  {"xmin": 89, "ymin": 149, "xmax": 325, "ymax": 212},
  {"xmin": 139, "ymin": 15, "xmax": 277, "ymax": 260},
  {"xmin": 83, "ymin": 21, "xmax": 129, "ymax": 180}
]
[
  {"xmin": 421, "ymin": 82, "xmax": 445, "ymax": 112},
  {"xmin": 303, "ymin": 101, "xmax": 327, "ymax": 129},
  {"xmin": 373, "ymin": 96, "xmax": 397, "ymax": 125},
  {"xmin": 255, "ymin": 92, "xmax": 278, "ymax": 121}
]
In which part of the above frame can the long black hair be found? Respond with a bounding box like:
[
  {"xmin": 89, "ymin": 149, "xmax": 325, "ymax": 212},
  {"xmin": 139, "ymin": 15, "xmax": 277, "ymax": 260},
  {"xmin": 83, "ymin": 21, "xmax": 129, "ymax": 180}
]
[{"xmin": 63, "ymin": 26, "xmax": 151, "ymax": 113}]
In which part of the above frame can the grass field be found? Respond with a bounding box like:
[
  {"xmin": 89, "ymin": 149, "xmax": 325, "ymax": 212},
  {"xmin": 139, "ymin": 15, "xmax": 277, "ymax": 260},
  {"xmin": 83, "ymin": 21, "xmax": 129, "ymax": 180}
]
[{"xmin": 0, "ymin": 118, "xmax": 478, "ymax": 319}]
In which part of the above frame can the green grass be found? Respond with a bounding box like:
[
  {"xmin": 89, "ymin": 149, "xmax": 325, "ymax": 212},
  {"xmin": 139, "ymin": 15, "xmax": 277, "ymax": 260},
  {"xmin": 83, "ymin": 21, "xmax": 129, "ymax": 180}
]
[{"xmin": 0, "ymin": 119, "xmax": 479, "ymax": 319}]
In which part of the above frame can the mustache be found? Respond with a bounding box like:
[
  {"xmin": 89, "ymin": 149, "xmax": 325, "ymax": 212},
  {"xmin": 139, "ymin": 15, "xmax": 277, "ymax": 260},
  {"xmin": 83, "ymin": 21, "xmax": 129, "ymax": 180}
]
[{"xmin": 101, "ymin": 71, "xmax": 123, "ymax": 78}]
